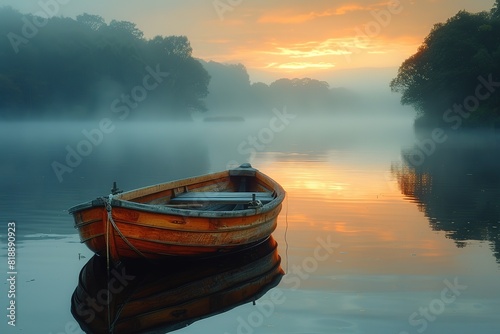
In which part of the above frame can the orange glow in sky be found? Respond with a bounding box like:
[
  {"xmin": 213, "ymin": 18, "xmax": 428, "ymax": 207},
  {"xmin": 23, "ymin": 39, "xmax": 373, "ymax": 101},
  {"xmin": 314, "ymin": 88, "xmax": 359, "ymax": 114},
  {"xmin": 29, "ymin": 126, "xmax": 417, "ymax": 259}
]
[
  {"xmin": 2, "ymin": 0, "xmax": 495, "ymax": 82},
  {"xmin": 188, "ymin": 0, "xmax": 494, "ymax": 81}
]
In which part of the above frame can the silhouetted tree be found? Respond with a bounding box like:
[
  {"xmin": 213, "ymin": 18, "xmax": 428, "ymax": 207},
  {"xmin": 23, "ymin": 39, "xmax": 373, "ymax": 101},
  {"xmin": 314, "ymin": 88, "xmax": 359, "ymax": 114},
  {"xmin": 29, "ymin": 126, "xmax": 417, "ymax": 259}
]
[
  {"xmin": 0, "ymin": 8, "xmax": 210, "ymax": 119},
  {"xmin": 106, "ymin": 20, "xmax": 144, "ymax": 40},
  {"xmin": 493, "ymin": 0, "xmax": 500, "ymax": 19},
  {"xmin": 269, "ymin": 78, "xmax": 332, "ymax": 113},
  {"xmin": 76, "ymin": 13, "xmax": 106, "ymax": 31},
  {"xmin": 391, "ymin": 5, "xmax": 500, "ymax": 128},
  {"xmin": 150, "ymin": 35, "xmax": 192, "ymax": 58}
]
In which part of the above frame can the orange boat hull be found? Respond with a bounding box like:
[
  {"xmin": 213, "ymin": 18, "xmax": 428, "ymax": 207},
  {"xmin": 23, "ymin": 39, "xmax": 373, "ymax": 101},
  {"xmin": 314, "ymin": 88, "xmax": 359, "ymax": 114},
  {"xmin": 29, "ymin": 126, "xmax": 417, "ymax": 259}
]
[
  {"xmin": 73, "ymin": 203, "xmax": 281, "ymax": 260},
  {"xmin": 70, "ymin": 164, "xmax": 285, "ymax": 261}
]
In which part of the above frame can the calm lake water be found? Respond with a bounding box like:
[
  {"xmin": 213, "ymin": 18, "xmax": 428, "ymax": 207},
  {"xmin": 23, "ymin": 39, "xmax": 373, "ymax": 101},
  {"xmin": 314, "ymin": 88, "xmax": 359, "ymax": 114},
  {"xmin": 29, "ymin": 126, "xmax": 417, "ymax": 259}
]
[{"xmin": 1, "ymin": 111, "xmax": 500, "ymax": 334}]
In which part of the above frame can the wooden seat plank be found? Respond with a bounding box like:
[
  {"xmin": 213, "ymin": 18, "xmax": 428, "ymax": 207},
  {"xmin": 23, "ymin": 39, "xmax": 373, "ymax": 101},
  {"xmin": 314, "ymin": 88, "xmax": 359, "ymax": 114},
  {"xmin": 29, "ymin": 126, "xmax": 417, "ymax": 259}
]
[{"xmin": 170, "ymin": 192, "xmax": 274, "ymax": 204}]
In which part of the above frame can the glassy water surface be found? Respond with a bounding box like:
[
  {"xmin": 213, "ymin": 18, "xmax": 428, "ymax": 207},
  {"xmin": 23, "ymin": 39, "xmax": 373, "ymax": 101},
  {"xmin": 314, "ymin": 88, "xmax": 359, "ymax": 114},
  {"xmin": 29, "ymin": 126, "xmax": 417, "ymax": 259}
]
[{"xmin": 1, "ymin": 113, "xmax": 500, "ymax": 333}]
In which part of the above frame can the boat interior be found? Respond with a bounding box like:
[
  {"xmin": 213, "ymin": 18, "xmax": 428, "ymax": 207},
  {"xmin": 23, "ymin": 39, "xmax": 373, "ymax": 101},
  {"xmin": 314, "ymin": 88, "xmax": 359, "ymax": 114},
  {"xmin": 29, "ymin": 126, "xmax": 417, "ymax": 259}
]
[{"xmin": 118, "ymin": 171, "xmax": 278, "ymax": 212}]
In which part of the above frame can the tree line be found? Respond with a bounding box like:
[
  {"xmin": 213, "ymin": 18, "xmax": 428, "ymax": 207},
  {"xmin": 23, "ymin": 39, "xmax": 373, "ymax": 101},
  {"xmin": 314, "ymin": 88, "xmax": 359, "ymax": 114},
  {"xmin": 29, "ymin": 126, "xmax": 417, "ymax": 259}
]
[
  {"xmin": 390, "ymin": 1, "xmax": 500, "ymax": 129},
  {"xmin": 0, "ymin": 8, "xmax": 212, "ymax": 120},
  {"xmin": 201, "ymin": 60, "xmax": 356, "ymax": 117},
  {"xmin": 0, "ymin": 7, "xmax": 351, "ymax": 120}
]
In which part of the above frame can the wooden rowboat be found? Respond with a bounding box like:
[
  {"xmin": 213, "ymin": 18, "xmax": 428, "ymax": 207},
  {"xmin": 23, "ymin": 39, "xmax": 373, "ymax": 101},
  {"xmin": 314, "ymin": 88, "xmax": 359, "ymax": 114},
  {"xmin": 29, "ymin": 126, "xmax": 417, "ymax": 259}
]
[
  {"xmin": 69, "ymin": 163, "xmax": 285, "ymax": 261},
  {"xmin": 71, "ymin": 236, "xmax": 284, "ymax": 334}
]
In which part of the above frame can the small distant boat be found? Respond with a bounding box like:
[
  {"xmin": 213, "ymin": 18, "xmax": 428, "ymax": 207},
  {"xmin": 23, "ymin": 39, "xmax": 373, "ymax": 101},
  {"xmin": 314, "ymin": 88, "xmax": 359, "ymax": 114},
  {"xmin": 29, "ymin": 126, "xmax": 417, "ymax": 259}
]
[
  {"xmin": 71, "ymin": 237, "xmax": 284, "ymax": 334},
  {"xmin": 202, "ymin": 115, "xmax": 245, "ymax": 122},
  {"xmin": 68, "ymin": 164, "xmax": 285, "ymax": 262}
]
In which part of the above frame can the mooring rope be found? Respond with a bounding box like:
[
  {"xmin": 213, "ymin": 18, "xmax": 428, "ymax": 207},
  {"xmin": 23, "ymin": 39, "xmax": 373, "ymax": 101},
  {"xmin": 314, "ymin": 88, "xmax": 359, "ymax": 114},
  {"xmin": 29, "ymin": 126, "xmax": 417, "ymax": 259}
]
[
  {"xmin": 103, "ymin": 194, "xmax": 146, "ymax": 333},
  {"xmin": 105, "ymin": 195, "xmax": 111, "ymax": 272},
  {"xmin": 103, "ymin": 195, "xmax": 112, "ymax": 332},
  {"xmin": 103, "ymin": 195, "xmax": 147, "ymax": 260},
  {"xmin": 284, "ymin": 192, "xmax": 289, "ymax": 274}
]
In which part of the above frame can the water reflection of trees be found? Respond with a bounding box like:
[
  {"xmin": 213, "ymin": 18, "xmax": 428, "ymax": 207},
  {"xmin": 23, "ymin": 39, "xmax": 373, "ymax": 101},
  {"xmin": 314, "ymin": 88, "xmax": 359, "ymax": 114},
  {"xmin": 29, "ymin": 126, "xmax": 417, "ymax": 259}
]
[{"xmin": 391, "ymin": 133, "xmax": 500, "ymax": 262}]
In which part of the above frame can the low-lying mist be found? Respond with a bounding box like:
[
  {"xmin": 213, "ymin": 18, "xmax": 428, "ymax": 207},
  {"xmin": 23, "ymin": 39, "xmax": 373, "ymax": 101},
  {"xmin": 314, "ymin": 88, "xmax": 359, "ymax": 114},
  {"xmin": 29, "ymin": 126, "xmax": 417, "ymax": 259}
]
[{"xmin": 1, "ymin": 110, "xmax": 415, "ymax": 191}]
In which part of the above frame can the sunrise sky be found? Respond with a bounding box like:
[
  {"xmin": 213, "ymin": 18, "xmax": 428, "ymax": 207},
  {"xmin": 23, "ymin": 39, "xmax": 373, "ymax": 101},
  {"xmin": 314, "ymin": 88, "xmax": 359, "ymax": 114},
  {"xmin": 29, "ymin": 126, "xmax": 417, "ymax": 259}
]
[{"xmin": 3, "ymin": 0, "xmax": 495, "ymax": 82}]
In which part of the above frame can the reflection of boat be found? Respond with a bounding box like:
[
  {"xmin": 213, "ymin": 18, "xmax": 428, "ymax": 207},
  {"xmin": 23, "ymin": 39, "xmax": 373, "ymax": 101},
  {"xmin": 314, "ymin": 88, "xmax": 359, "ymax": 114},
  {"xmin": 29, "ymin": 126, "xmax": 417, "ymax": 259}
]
[
  {"xmin": 71, "ymin": 237, "xmax": 284, "ymax": 334},
  {"xmin": 68, "ymin": 164, "xmax": 285, "ymax": 261}
]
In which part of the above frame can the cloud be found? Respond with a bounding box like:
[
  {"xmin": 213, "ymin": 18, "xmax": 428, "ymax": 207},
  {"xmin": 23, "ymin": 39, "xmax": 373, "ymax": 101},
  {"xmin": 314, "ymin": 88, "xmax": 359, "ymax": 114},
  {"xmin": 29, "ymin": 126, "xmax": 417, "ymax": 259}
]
[
  {"xmin": 258, "ymin": 10, "xmax": 333, "ymax": 24},
  {"xmin": 265, "ymin": 62, "xmax": 336, "ymax": 70},
  {"xmin": 333, "ymin": 4, "xmax": 374, "ymax": 15},
  {"xmin": 258, "ymin": 1, "xmax": 400, "ymax": 24},
  {"xmin": 264, "ymin": 38, "xmax": 370, "ymax": 59},
  {"xmin": 267, "ymin": 46, "xmax": 351, "ymax": 58}
]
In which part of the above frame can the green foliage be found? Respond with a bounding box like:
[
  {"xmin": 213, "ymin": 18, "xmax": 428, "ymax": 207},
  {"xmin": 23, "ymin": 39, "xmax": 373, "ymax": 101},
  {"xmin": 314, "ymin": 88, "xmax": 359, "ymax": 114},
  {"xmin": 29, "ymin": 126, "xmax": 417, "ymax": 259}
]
[
  {"xmin": 0, "ymin": 7, "xmax": 209, "ymax": 119},
  {"xmin": 493, "ymin": 0, "xmax": 500, "ymax": 19},
  {"xmin": 391, "ymin": 5, "xmax": 500, "ymax": 128},
  {"xmin": 76, "ymin": 13, "xmax": 105, "ymax": 31},
  {"xmin": 150, "ymin": 35, "xmax": 192, "ymax": 58}
]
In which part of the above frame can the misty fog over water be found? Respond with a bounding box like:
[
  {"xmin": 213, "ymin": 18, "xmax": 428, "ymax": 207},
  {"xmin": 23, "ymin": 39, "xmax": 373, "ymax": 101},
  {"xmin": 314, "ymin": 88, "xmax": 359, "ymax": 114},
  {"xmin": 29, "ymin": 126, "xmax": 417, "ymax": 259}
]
[{"xmin": 1, "ymin": 109, "xmax": 415, "ymax": 193}]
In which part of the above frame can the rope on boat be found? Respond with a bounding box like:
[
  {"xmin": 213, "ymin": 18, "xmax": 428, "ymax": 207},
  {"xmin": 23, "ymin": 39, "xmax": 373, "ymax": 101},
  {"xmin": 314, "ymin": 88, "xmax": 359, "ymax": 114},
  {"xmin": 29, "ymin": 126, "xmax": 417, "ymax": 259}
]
[
  {"xmin": 103, "ymin": 195, "xmax": 147, "ymax": 260},
  {"xmin": 105, "ymin": 196, "xmax": 110, "ymax": 271},
  {"xmin": 104, "ymin": 195, "xmax": 112, "ymax": 332}
]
